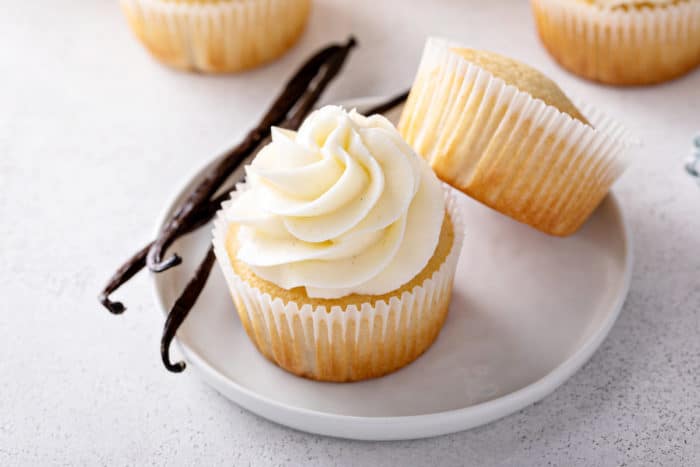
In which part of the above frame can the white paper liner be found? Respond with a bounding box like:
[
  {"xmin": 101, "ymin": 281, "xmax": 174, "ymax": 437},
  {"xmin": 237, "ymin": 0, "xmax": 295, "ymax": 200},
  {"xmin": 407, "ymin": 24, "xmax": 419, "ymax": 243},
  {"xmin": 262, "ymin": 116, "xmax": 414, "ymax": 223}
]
[
  {"xmin": 212, "ymin": 185, "xmax": 465, "ymax": 381},
  {"xmin": 120, "ymin": 0, "xmax": 310, "ymax": 72},
  {"xmin": 399, "ymin": 37, "xmax": 633, "ymax": 236},
  {"xmin": 531, "ymin": 0, "xmax": 700, "ymax": 84}
]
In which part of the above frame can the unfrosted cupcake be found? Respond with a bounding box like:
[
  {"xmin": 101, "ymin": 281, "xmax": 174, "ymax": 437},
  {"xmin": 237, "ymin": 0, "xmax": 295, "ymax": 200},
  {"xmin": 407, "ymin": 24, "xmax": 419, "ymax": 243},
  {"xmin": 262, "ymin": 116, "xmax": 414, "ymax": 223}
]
[
  {"xmin": 212, "ymin": 106, "xmax": 464, "ymax": 382},
  {"xmin": 120, "ymin": 0, "xmax": 311, "ymax": 73},
  {"xmin": 399, "ymin": 38, "xmax": 631, "ymax": 236},
  {"xmin": 531, "ymin": 0, "xmax": 700, "ymax": 85}
]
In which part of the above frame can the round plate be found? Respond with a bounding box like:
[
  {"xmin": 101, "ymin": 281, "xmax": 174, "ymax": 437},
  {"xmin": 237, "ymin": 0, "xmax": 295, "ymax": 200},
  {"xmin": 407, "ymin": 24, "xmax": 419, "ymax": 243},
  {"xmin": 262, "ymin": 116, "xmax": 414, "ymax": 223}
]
[{"xmin": 151, "ymin": 97, "xmax": 633, "ymax": 440}]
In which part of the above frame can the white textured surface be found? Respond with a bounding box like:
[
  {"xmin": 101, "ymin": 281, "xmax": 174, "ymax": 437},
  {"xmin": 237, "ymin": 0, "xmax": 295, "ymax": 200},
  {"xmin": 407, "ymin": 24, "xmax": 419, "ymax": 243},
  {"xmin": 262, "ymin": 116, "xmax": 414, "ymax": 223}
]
[{"xmin": 1, "ymin": 1, "xmax": 699, "ymax": 465}]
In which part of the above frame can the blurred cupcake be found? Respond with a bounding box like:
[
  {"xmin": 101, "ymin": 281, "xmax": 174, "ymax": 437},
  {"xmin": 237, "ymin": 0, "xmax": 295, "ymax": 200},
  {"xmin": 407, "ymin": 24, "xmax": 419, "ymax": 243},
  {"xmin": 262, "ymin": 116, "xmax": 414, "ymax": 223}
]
[
  {"xmin": 399, "ymin": 38, "xmax": 631, "ymax": 236},
  {"xmin": 212, "ymin": 106, "xmax": 464, "ymax": 382},
  {"xmin": 531, "ymin": 0, "xmax": 700, "ymax": 85},
  {"xmin": 120, "ymin": 0, "xmax": 311, "ymax": 73}
]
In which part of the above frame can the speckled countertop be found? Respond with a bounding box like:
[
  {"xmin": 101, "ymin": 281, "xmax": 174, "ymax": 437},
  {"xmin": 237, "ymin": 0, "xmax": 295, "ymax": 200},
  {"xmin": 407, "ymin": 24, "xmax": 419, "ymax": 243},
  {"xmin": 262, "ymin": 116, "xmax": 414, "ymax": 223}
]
[{"xmin": 2, "ymin": 1, "xmax": 699, "ymax": 465}]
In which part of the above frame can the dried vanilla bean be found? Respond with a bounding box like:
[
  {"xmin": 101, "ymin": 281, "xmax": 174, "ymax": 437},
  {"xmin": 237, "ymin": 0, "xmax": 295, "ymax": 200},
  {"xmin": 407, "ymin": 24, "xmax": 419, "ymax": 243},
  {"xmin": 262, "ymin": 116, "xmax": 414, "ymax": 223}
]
[{"xmin": 99, "ymin": 39, "xmax": 355, "ymax": 313}]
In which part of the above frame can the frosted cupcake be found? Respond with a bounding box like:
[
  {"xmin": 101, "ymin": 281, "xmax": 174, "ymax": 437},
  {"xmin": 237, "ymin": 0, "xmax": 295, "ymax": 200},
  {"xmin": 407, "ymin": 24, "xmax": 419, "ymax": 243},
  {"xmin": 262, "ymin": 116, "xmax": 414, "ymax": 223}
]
[
  {"xmin": 531, "ymin": 0, "xmax": 700, "ymax": 85},
  {"xmin": 399, "ymin": 38, "xmax": 631, "ymax": 236},
  {"xmin": 120, "ymin": 0, "xmax": 311, "ymax": 73},
  {"xmin": 212, "ymin": 106, "xmax": 464, "ymax": 382}
]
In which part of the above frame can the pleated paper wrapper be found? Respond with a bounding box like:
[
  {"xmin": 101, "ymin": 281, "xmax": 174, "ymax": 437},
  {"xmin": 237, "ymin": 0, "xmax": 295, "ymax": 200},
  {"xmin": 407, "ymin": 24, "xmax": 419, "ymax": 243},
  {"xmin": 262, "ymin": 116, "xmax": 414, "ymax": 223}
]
[
  {"xmin": 399, "ymin": 37, "xmax": 633, "ymax": 237},
  {"xmin": 531, "ymin": 0, "xmax": 700, "ymax": 85},
  {"xmin": 120, "ymin": 0, "xmax": 311, "ymax": 72},
  {"xmin": 212, "ymin": 186, "xmax": 465, "ymax": 382}
]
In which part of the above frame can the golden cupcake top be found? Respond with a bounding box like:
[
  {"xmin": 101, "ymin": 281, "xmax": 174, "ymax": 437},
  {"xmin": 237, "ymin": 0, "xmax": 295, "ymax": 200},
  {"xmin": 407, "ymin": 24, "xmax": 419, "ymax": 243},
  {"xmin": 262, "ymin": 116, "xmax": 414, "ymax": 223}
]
[{"xmin": 450, "ymin": 48, "xmax": 589, "ymax": 124}]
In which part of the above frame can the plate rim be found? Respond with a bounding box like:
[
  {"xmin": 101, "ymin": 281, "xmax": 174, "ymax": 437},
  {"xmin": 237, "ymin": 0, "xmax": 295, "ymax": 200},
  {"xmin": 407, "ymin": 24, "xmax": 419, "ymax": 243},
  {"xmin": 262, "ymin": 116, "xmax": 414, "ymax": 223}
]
[{"xmin": 150, "ymin": 96, "xmax": 634, "ymax": 440}]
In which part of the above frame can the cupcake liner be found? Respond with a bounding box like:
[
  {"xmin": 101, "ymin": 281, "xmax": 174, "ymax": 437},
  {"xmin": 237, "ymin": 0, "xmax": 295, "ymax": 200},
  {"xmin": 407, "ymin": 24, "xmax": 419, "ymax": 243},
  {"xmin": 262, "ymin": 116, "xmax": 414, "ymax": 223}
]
[
  {"xmin": 212, "ymin": 185, "xmax": 465, "ymax": 382},
  {"xmin": 399, "ymin": 38, "xmax": 632, "ymax": 236},
  {"xmin": 531, "ymin": 0, "xmax": 700, "ymax": 85},
  {"xmin": 120, "ymin": 0, "xmax": 311, "ymax": 73}
]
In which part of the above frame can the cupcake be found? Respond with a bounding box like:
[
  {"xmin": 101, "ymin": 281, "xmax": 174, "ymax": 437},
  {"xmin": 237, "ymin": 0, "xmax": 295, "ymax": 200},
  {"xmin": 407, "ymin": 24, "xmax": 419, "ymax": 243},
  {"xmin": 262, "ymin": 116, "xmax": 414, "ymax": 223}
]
[
  {"xmin": 212, "ymin": 106, "xmax": 464, "ymax": 382},
  {"xmin": 531, "ymin": 0, "xmax": 700, "ymax": 85},
  {"xmin": 120, "ymin": 0, "xmax": 311, "ymax": 73},
  {"xmin": 399, "ymin": 38, "xmax": 631, "ymax": 236}
]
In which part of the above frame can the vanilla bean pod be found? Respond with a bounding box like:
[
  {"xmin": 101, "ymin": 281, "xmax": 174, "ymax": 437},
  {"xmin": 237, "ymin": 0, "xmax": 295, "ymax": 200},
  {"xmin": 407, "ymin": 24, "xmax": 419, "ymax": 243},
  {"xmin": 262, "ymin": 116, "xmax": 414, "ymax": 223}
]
[
  {"xmin": 147, "ymin": 37, "xmax": 357, "ymax": 274},
  {"xmin": 98, "ymin": 40, "xmax": 353, "ymax": 313}
]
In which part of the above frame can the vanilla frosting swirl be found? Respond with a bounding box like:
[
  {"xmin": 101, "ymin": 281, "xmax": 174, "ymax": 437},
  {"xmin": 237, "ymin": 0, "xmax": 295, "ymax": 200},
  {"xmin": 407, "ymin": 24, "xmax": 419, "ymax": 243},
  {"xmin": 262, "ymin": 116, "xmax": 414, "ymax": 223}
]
[{"xmin": 224, "ymin": 105, "xmax": 445, "ymax": 299}]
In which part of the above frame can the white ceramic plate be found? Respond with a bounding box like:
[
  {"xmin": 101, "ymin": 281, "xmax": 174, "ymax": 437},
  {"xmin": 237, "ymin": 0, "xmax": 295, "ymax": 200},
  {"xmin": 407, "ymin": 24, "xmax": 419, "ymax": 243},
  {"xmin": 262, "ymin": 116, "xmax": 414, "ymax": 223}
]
[{"xmin": 151, "ymin": 97, "xmax": 633, "ymax": 441}]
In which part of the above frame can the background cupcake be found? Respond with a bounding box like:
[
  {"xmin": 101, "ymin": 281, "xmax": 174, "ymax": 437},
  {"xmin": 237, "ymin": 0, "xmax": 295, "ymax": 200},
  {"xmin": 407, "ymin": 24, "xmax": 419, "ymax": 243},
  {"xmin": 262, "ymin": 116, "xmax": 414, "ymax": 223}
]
[
  {"xmin": 531, "ymin": 0, "xmax": 700, "ymax": 85},
  {"xmin": 212, "ymin": 106, "xmax": 464, "ymax": 382},
  {"xmin": 121, "ymin": 0, "xmax": 311, "ymax": 73}
]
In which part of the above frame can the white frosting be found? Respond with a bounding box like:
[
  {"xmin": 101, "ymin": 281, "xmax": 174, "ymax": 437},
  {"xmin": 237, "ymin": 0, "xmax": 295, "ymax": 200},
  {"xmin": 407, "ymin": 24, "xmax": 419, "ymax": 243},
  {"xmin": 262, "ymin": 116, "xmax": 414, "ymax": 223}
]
[{"xmin": 224, "ymin": 105, "xmax": 445, "ymax": 299}]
